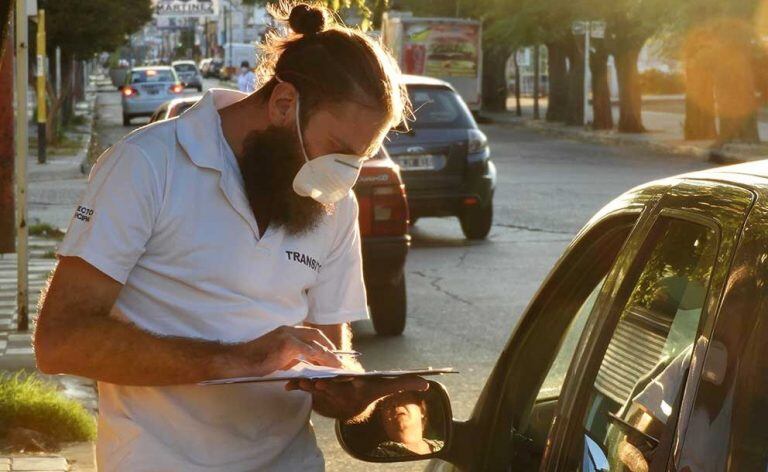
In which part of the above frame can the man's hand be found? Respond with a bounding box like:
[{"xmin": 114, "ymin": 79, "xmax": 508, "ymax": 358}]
[
  {"xmin": 285, "ymin": 376, "xmax": 429, "ymax": 420},
  {"xmin": 215, "ymin": 325, "xmax": 343, "ymax": 379}
]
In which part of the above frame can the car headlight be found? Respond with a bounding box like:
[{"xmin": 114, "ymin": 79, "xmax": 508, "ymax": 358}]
[{"xmin": 468, "ymin": 129, "xmax": 488, "ymax": 154}]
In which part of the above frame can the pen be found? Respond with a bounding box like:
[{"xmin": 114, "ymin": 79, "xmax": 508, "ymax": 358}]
[{"xmin": 332, "ymin": 350, "xmax": 361, "ymax": 357}]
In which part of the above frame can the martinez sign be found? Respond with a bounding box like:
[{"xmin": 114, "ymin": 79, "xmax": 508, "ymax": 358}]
[{"xmin": 154, "ymin": 0, "xmax": 218, "ymax": 18}]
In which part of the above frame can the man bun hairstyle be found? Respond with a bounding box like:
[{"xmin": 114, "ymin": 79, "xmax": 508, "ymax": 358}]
[
  {"xmin": 287, "ymin": 3, "xmax": 327, "ymax": 36},
  {"xmin": 256, "ymin": 1, "xmax": 409, "ymax": 134}
]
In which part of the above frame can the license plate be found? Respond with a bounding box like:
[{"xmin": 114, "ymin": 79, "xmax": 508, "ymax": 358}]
[
  {"xmin": 144, "ymin": 86, "xmax": 160, "ymax": 95},
  {"xmin": 397, "ymin": 154, "xmax": 436, "ymax": 171}
]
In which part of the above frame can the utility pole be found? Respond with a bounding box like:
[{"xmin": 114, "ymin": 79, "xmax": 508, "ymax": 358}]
[
  {"xmin": 55, "ymin": 46, "xmax": 60, "ymax": 97},
  {"xmin": 533, "ymin": 45, "xmax": 540, "ymax": 120},
  {"xmin": 0, "ymin": 28, "xmax": 14, "ymax": 255},
  {"xmin": 15, "ymin": 0, "xmax": 29, "ymax": 331},
  {"xmin": 583, "ymin": 22, "xmax": 590, "ymax": 127},
  {"xmin": 227, "ymin": 6, "xmax": 232, "ymax": 70},
  {"xmin": 35, "ymin": 8, "xmax": 45, "ymax": 164}
]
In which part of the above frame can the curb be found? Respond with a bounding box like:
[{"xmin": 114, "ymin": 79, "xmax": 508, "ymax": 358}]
[{"xmin": 481, "ymin": 113, "xmax": 763, "ymax": 164}]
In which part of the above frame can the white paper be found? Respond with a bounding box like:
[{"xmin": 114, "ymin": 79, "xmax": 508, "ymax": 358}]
[{"xmin": 199, "ymin": 360, "xmax": 457, "ymax": 386}]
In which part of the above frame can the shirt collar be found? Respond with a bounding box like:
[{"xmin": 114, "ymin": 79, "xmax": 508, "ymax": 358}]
[{"xmin": 176, "ymin": 88, "xmax": 248, "ymax": 172}]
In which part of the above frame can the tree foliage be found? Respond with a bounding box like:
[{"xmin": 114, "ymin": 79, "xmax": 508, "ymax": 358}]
[{"xmin": 39, "ymin": 0, "xmax": 152, "ymax": 59}]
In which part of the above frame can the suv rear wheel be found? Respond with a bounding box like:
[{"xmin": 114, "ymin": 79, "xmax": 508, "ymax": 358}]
[
  {"xmin": 122, "ymin": 113, "xmax": 131, "ymax": 126},
  {"xmin": 460, "ymin": 202, "xmax": 493, "ymax": 240},
  {"xmin": 369, "ymin": 275, "xmax": 406, "ymax": 336}
]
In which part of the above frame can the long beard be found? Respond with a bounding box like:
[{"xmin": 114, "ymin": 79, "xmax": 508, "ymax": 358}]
[{"xmin": 239, "ymin": 126, "xmax": 328, "ymax": 235}]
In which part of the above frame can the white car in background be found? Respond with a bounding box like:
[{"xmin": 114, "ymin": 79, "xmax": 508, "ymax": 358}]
[
  {"xmin": 172, "ymin": 60, "xmax": 204, "ymax": 92},
  {"xmin": 120, "ymin": 66, "xmax": 184, "ymax": 126}
]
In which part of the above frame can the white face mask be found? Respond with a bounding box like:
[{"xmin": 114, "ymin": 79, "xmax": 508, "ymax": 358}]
[{"xmin": 291, "ymin": 98, "xmax": 363, "ymax": 205}]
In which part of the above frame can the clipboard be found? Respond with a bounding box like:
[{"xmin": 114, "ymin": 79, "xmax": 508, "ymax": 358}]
[{"xmin": 199, "ymin": 366, "xmax": 458, "ymax": 386}]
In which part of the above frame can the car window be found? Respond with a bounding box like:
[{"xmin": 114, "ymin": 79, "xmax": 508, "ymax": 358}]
[
  {"xmin": 174, "ymin": 63, "xmax": 197, "ymax": 72},
  {"xmin": 579, "ymin": 216, "xmax": 718, "ymax": 472},
  {"xmin": 537, "ymin": 278, "xmax": 602, "ymax": 400},
  {"xmin": 488, "ymin": 214, "xmax": 639, "ymax": 471},
  {"xmin": 149, "ymin": 105, "xmax": 166, "ymax": 123},
  {"xmin": 408, "ymin": 87, "xmax": 473, "ymax": 129},
  {"xmin": 130, "ymin": 69, "xmax": 175, "ymax": 83}
]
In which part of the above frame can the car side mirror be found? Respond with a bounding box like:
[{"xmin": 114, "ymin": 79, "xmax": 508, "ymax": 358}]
[{"xmin": 335, "ymin": 380, "xmax": 452, "ymax": 463}]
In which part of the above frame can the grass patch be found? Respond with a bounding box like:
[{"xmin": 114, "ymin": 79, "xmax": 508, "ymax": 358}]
[
  {"xmin": 0, "ymin": 372, "xmax": 96, "ymax": 447},
  {"xmin": 28, "ymin": 223, "xmax": 65, "ymax": 240}
]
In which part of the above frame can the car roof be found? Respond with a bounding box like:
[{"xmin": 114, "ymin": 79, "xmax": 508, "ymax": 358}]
[
  {"xmin": 167, "ymin": 95, "xmax": 203, "ymax": 107},
  {"xmin": 401, "ymin": 74, "xmax": 453, "ymax": 88},
  {"xmin": 131, "ymin": 66, "xmax": 173, "ymax": 72},
  {"xmin": 172, "ymin": 60, "xmax": 196, "ymax": 65}
]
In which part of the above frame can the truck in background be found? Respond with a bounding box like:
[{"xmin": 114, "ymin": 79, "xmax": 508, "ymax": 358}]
[
  {"xmin": 381, "ymin": 13, "xmax": 482, "ymax": 111},
  {"xmin": 221, "ymin": 42, "xmax": 258, "ymax": 79}
]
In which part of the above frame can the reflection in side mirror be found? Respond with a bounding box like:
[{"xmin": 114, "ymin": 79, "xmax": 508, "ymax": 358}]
[{"xmin": 336, "ymin": 380, "xmax": 452, "ymax": 462}]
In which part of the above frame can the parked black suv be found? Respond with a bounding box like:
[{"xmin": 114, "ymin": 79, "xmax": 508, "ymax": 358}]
[{"xmin": 385, "ymin": 75, "xmax": 496, "ymax": 240}]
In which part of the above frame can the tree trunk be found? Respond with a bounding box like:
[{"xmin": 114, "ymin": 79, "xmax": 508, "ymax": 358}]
[
  {"xmin": 482, "ymin": 47, "xmax": 509, "ymax": 111},
  {"xmin": 711, "ymin": 23, "xmax": 760, "ymax": 144},
  {"xmin": 614, "ymin": 42, "xmax": 645, "ymax": 132},
  {"xmin": 61, "ymin": 55, "xmax": 74, "ymax": 126},
  {"xmin": 481, "ymin": 45, "xmax": 510, "ymax": 112},
  {"xmin": 683, "ymin": 60, "xmax": 717, "ymax": 140},
  {"xmin": 0, "ymin": 32, "xmax": 14, "ymax": 253},
  {"xmin": 0, "ymin": 1, "xmax": 12, "ymax": 62},
  {"xmin": 533, "ymin": 45, "xmax": 540, "ymax": 119},
  {"xmin": 546, "ymin": 41, "xmax": 569, "ymax": 122},
  {"xmin": 590, "ymin": 41, "xmax": 613, "ymax": 130},
  {"xmin": 565, "ymin": 36, "xmax": 585, "ymax": 126},
  {"xmin": 514, "ymin": 49, "xmax": 521, "ymax": 116}
]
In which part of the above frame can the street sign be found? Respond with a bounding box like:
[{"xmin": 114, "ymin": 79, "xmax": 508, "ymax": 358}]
[
  {"xmin": 26, "ymin": 0, "xmax": 37, "ymax": 16},
  {"xmin": 571, "ymin": 21, "xmax": 586, "ymax": 36},
  {"xmin": 153, "ymin": 0, "xmax": 218, "ymax": 19},
  {"xmin": 590, "ymin": 21, "xmax": 606, "ymax": 39}
]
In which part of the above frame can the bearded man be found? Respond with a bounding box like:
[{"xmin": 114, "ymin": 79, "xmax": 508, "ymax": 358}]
[{"xmin": 34, "ymin": 3, "xmax": 424, "ymax": 471}]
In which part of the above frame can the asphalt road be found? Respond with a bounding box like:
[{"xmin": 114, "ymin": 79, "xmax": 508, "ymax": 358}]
[{"xmin": 96, "ymin": 79, "xmax": 713, "ymax": 471}]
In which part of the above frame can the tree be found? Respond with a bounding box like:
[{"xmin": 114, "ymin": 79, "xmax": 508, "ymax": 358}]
[
  {"xmin": 590, "ymin": 39, "xmax": 613, "ymax": 130},
  {"xmin": 0, "ymin": 0, "xmax": 11, "ymax": 61},
  {"xmin": 672, "ymin": 0, "xmax": 762, "ymax": 143},
  {"xmin": 486, "ymin": 0, "xmax": 579, "ymax": 120},
  {"xmin": 37, "ymin": 0, "xmax": 152, "ymax": 132},
  {"xmin": 586, "ymin": 0, "xmax": 669, "ymax": 133}
]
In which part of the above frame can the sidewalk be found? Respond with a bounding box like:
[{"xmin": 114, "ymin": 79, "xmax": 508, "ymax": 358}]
[
  {"xmin": 490, "ymin": 96, "xmax": 768, "ymax": 164},
  {"xmin": 0, "ymin": 75, "xmax": 106, "ymax": 472}
]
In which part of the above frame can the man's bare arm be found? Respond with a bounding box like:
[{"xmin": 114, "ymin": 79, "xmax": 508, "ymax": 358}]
[{"xmin": 35, "ymin": 257, "xmax": 342, "ymax": 386}]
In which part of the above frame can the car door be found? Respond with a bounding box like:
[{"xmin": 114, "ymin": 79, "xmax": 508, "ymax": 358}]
[
  {"xmin": 542, "ymin": 180, "xmax": 754, "ymax": 471},
  {"xmin": 425, "ymin": 188, "xmax": 659, "ymax": 472}
]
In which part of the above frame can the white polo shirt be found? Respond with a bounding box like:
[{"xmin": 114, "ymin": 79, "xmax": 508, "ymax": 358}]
[{"xmin": 57, "ymin": 89, "xmax": 369, "ymax": 471}]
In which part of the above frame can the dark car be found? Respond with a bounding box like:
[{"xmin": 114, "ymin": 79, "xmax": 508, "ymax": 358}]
[
  {"xmin": 150, "ymin": 99, "xmax": 412, "ymax": 336},
  {"xmin": 385, "ymin": 75, "xmax": 496, "ymax": 240},
  {"xmin": 336, "ymin": 160, "xmax": 768, "ymax": 470}
]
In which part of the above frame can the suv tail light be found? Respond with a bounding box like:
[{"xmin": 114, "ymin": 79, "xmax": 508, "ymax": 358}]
[
  {"xmin": 357, "ymin": 168, "xmax": 409, "ymax": 237},
  {"xmin": 122, "ymin": 86, "xmax": 139, "ymax": 97},
  {"xmin": 169, "ymin": 84, "xmax": 184, "ymax": 94}
]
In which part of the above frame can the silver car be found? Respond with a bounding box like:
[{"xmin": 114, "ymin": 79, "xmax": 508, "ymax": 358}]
[
  {"xmin": 172, "ymin": 60, "xmax": 203, "ymax": 92},
  {"xmin": 121, "ymin": 66, "xmax": 184, "ymax": 126}
]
